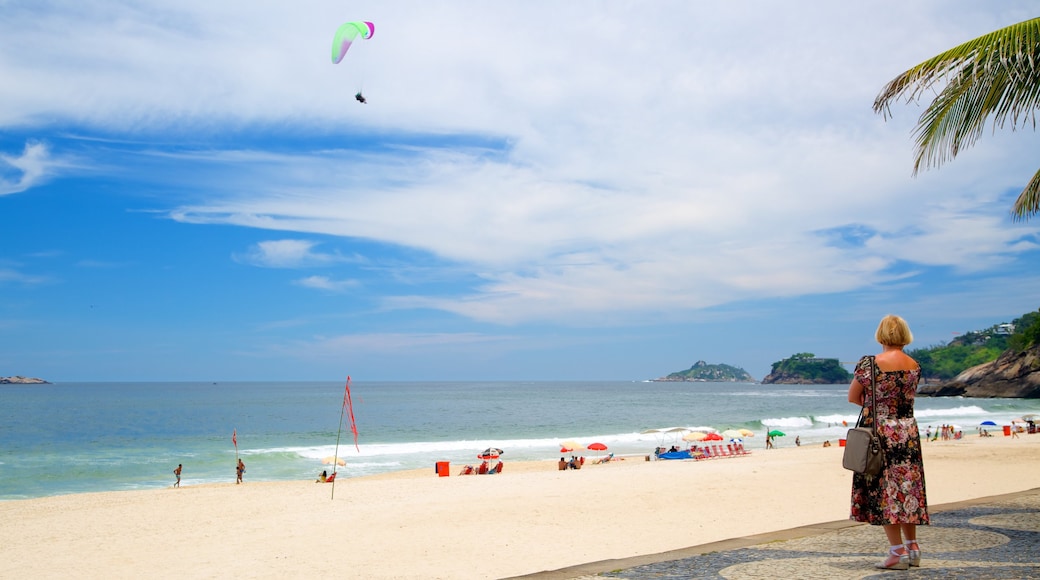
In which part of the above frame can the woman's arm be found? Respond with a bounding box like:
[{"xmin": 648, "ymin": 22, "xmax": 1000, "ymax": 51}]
[{"xmin": 848, "ymin": 377, "xmax": 865, "ymax": 405}]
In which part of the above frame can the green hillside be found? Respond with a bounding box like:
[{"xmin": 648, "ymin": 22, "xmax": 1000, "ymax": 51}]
[{"xmin": 910, "ymin": 308, "xmax": 1040, "ymax": 380}]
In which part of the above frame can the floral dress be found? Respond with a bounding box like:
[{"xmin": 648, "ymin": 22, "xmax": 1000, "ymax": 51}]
[{"xmin": 850, "ymin": 355, "xmax": 930, "ymax": 525}]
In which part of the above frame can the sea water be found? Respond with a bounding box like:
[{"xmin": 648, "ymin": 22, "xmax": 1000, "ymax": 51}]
[{"xmin": 2, "ymin": 380, "xmax": 1037, "ymax": 500}]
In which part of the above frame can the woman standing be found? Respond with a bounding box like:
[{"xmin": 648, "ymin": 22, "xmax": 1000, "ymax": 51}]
[{"xmin": 848, "ymin": 314, "xmax": 929, "ymax": 570}]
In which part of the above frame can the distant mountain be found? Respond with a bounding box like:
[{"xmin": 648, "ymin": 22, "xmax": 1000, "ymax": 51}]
[
  {"xmin": 655, "ymin": 360, "xmax": 755, "ymax": 382},
  {"xmin": 762, "ymin": 353, "xmax": 851, "ymax": 384}
]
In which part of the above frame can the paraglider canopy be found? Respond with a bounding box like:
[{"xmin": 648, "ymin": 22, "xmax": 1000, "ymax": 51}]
[{"xmin": 331, "ymin": 21, "xmax": 375, "ymax": 64}]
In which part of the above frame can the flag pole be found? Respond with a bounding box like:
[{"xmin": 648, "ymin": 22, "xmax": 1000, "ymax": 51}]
[
  {"xmin": 331, "ymin": 385, "xmax": 347, "ymax": 500},
  {"xmin": 331, "ymin": 375, "xmax": 358, "ymax": 500}
]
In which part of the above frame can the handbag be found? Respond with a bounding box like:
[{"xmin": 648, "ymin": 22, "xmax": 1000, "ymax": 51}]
[{"xmin": 842, "ymin": 355, "xmax": 885, "ymax": 475}]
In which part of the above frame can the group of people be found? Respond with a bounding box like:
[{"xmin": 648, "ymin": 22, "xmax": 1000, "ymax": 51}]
[
  {"xmin": 458, "ymin": 460, "xmax": 505, "ymax": 475},
  {"xmin": 926, "ymin": 423, "xmax": 961, "ymax": 441},
  {"xmin": 172, "ymin": 458, "xmax": 246, "ymax": 488},
  {"xmin": 558, "ymin": 456, "xmax": 583, "ymax": 470}
]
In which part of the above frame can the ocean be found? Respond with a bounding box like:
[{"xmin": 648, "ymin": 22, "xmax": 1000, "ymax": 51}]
[{"xmin": 2, "ymin": 380, "xmax": 1038, "ymax": 500}]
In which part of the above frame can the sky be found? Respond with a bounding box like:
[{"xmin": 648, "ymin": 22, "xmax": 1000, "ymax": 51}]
[{"xmin": 2, "ymin": 1, "xmax": 1039, "ymax": 382}]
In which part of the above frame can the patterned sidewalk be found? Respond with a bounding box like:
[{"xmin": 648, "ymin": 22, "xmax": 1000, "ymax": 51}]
[{"xmin": 511, "ymin": 488, "xmax": 1040, "ymax": 580}]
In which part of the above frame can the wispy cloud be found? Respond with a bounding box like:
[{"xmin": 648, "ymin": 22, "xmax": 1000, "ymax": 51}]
[
  {"xmin": 0, "ymin": 141, "xmax": 54, "ymax": 196},
  {"xmin": 293, "ymin": 275, "xmax": 359, "ymax": 292},
  {"xmin": 0, "ymin": 267, "xmax": 51, "ymax": 286},
  {"xmin": 234, "ymin": 240, "xmax": 357, "ymax": 268}
]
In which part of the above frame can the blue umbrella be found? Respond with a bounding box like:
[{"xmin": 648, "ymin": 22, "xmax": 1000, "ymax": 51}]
[{"xmin": 980, "ymin": 420, "xmax": 997, "ymax": 426}]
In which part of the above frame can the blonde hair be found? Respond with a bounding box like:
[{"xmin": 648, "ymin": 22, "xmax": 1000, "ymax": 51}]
[{"xmin": 875, "ymin": 314, "xmax": 913, "ymax": 347}]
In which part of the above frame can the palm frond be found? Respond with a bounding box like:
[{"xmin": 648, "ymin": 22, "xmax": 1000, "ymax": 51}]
[
  {"xmin": 1012, "ymin": 166, "xmax": 1040, "ymax": 221},
  {"xmin": 874, "ymin": 17, "xmax": 1040, "ymax": 174}
]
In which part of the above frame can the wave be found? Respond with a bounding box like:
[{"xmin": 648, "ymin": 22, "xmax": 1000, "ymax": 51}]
[
  {"xmin": 813, "ymin": 413, "xmax": 860, "ymax": 425},
  {"xmin": 915, "ymin": 405, "xmax": 988, "ymax": 418},
  {"xmin": 760, "ymin": 416, "xmax": 814, "ymax": 428},
  {"xmin": 719, "ymin": 390, "xmax": 841, "ymax": 398},
  {"xmin": 251, "ymin": 431, "xmax": 672, "ymax": 460}
]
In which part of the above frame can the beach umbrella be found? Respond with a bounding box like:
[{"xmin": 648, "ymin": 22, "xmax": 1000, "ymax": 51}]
[
  {"xmin": 640, "ymin": 428, "xmax": 662, "ymax": 434},
  {"xmin": 1021, "ymin": 414, "xmax": 1038, "ymax": 420},
  {"xmin": 682, "ymin": 432, "xmax": 707, "ymax": 442},
  {"xmin": 559, "ymin": 440, "xmax": 584, "ymax": 453},
  {"xmin": 721, "ymin": 429, "xmax": 743, "ymax": 439},
  {"xmin": 704, "ymin": 432, "xmax": 724, "ymax": 441},
  {"xmin": 587, "ymin": 442, "xmax": 608, "ymax": 451},
  {"xmin": 479, "ymin": 447, "xmax": 504, "ymax": 459},
  {"xmin": 768, "ymin": 430, "xmax": 786, "ymax": 437},
  {"xmin": 322, "ymin": 456, "xmax": 346, "ymax": 467},
  {"xmin": 738, "ymin": 429, "xmax": 755, "ymax": 437},
  {"xmin": 980, "ymin": 421, "xmax": 997, "ymax": 426}
]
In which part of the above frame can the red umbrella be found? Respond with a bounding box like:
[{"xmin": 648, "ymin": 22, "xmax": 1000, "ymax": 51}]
[
  {"xmin": 587, "ymin": 442, "xmax": 608, "ymax": 451},
  {"xmin": 704, "ymin": 433, "xmax": 724, "ymax": 441}
]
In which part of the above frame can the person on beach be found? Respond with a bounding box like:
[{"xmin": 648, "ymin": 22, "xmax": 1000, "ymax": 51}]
[
  {"xmin": 848, "ymin": 314, "xmax": 929, "ymax": 570},
  {"xmin": 317, "ymin": 470, "xmax": 327, "ymax": 483},
  {"xmin": 237, "ymin": 459, "xmax": 245, "ymax": 484},
  {"xmin": 174, "ymin": 464, "xmax": 182, "ymax": 488}
]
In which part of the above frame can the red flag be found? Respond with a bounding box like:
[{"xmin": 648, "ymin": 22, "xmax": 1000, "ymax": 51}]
[
  {"xmin": 343, "ymin": 376, "xmax": 359, "ymax": 452},
  {"xmin": 232, "ymin": 429, "xmax": 237, "ymax": 448}
]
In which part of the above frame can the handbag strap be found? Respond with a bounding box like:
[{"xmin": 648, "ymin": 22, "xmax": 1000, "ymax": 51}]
[
  {"xmin": 861, "ymin": 355, "xmax": 877, "ymax": 436},
  {"xmin": 865, "ymin": 355, "xmax": 878, "ymax": 435}
]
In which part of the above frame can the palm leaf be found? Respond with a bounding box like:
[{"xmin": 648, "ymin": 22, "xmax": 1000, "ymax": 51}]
[{"xmin": 874, "ymin": 17, "xmax": 1040, "ymax": 220}]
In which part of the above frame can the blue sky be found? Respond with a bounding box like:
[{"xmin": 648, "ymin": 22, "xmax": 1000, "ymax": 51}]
[{"xmin": 2, "ymin": 1, "xmax": 1039, "ymax": 382}]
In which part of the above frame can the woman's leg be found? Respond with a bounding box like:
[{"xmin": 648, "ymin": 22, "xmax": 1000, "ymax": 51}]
[
  {"xmin": 877, "ymin": 524, "xmax": 910, "ymax": 569},
  {"xmin": 883, "ymin": 524, "xmax": 905, "ymax": 547},
  {"xmin": 902, "ymin": 524, "xmax": 920, "ymax": 566}
]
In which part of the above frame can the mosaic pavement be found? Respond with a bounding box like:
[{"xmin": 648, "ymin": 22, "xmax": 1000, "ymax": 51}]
[{"xmin": 512, "ymin": 488, "xmax": 1040, "ymax": 580}]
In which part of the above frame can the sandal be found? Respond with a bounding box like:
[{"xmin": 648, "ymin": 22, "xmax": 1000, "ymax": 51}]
[
  {"xmin": 875, "ymin": 547, "xmax": 910, "ymax": 570},
  {"xmin": 904, "ymin": 541, "xmax": 921, "ymax": 567}
]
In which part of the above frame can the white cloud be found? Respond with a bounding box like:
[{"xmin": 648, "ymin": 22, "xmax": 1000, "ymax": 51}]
[
  {"xmin": 3, "ymin": 1, "xmax": 1038, "ymax": 327},
  {"xmin": 0, "ymin": 267, "xmax": 50, "ymax": 286},
  {"xmin": 234, "ymin": 239, "xmax": 356, "ymax": 268},
  {"xmin": 293, "ymin": 275, "xmax": 359, "ymax": 292},
  {"xmin": 0, "ymin": 141, "xmax": 53, "ymax": 195}
]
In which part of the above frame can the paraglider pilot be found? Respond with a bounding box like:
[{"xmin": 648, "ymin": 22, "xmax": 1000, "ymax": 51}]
[{"xmin": 355, "ymin": 91, "xmax": 367, "ymax": 104}]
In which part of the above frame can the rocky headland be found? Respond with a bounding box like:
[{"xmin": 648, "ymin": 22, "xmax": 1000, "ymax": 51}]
[{"xmin": 918, "ymin": 345, "xmax": 1040, "ymax": 398}]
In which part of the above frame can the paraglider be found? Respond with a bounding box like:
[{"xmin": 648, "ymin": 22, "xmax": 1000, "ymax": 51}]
[
  {"xmin": 331, "ymin": 21, "xmax": 374, "ymax": 104},
  {"xmin": 331, "ymin": 21, "xmax": 374, "ymax": 64}
]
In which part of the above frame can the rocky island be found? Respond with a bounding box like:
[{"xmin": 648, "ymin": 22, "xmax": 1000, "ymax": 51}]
[
  {"xmin": 761, "ymin": 353, "xmax": 851, "ymax": 384},
  {"xmin": 0, "ymin": 375, "xmax": 50, "ymax": 384},
  {"xmin": 655, "ymin": 360, "xmax": 755, "ymax": 382}
]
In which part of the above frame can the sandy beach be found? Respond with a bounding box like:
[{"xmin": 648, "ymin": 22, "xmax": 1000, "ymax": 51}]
[{"xmin": 3, "ymin": 435, "xmax": 1039, "ymax": 579}]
